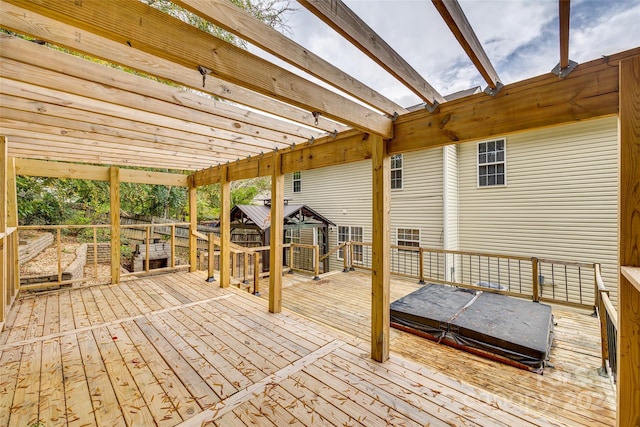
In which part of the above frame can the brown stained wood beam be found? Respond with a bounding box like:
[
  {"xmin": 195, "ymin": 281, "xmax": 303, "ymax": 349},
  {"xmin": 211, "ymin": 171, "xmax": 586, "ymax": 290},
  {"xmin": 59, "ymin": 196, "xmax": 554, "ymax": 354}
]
[
  {"xmin": 14, "ymin": 158, "xmax": 189, "ymax": 186},
  {"xmin": 0, "ymin": 3, "xmax": 344, "ymax": 134},
  {"xmin": 617, "ymin": 55, "xmax": 640, "ymax": 427},
  {"xmin": 559, "ymin": 0, "xmax": 571, "ymax": 70},
  {"xmin": 175, "ymin": 0, "xmax": 406, "ymax": 116},
  {"xmin": 2, "ymin": 0, "xmax": 392, "ymax": 138},
  {"xmin": 0, "ymin": 36, "xmax": 319, "ymax": 143},
  {"xmin": 432, "ymin": 0, "xmax": 501, "ymax": 90},
  {"xmin": 299, "ymin": 0, "xmax": 445, "ymax": 106},
  {"xmin": 390, "ymin": 48, "xmax": 639, "ymax": 153}
]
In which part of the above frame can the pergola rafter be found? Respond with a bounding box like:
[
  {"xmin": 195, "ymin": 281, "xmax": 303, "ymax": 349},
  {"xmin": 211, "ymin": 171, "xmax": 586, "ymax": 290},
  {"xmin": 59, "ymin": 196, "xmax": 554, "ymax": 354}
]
[
  {"xmin": 298, "ymin": 0, "xmax": 446, "ymax": 108},
  {"xmin": 432, "ymin": 0, "xmax": 502, "ymax": 93}
]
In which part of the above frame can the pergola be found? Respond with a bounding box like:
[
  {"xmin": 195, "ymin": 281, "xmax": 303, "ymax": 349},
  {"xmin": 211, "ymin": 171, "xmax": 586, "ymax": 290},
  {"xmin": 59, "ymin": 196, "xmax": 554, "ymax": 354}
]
[{"xmin": 0, "ymin": 1, "xmax": 638, "ymax": 424}]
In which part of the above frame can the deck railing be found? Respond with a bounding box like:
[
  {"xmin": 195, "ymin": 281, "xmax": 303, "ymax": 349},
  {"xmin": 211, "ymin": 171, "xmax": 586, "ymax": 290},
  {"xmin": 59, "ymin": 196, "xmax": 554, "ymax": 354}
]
[
  {"xmin": 1, "ymin": 227, "xmax": 20, "ymax": 326},
  {"xmin": 347, "ymin": 241, "xmax": 599, "ymax": 309},
  {"xmin": 17, "ymin": 222, "xmax": 192, "ymax": 289},
  {"xmin": 595, "ymin": 263, "xmax": 618, "ymax": 383}
]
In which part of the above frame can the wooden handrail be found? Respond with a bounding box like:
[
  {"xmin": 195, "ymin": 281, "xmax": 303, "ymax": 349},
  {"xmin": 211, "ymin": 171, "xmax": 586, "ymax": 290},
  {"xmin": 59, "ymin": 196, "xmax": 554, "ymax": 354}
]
[{"xmin": 320, "ymin": 242, "xmax": 346, "ymax": 262}]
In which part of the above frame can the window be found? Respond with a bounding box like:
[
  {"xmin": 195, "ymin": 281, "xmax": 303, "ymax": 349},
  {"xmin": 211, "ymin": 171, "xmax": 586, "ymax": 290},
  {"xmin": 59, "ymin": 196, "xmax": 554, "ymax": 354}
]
[
  {"xmin": 292, "ymin": 171, "xmax": 301, "ymax": 193},
  {"xmin": 285, "ymin": 228, "xmax": 301, "ymax": 254},
  {"xmin": 397, "ymin": 228, "xmax": 420, "ymax": 248},
  {"xmin": 391, "ymin": 154, "xmax": 403, "ymax": 190},
  {"xmin": 478, "ymin": 139, "xmax": 506, "ymax": 187},
  {"xmin": 337, "ymin": 226, "xmax": 363, "ymax": 262}
]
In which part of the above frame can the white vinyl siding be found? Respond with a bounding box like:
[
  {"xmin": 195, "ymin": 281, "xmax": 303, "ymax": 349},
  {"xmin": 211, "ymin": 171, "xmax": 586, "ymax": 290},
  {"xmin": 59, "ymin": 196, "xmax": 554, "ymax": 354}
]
[
  {"xmin": 458, "ymin": 117, "xmax": 619, "ymax": 305},
  {"xmin": 443, "ymin": 144, "xmax": 459, "ymax": 281}
]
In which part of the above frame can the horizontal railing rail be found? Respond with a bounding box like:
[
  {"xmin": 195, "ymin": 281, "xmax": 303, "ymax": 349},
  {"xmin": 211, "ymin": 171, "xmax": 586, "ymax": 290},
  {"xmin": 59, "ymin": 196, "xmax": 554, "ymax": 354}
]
[{"xmin": 346, "ymin": 241, "xmax": 598, "ymax": 309}]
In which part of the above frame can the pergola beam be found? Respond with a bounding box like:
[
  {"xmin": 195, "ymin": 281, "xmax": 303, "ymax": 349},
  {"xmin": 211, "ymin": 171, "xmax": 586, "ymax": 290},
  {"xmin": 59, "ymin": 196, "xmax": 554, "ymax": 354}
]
[
  {"xmin": 432, "ymin": 0, "xmax": 501, "ymax": 91},
  {"xmin": 298, "ymin": 0, "xmax": 445, "ymax": 107},
  {"xmin": 175, "ymin": 0, "xmax": 406, "ymax": 116},
  {"xmin": 2, "ymin": 0, "xmax": 392, "ymax": 138},
  {"xmin": 0, "ymin": 2, "xmax": 346, "ymax": 134},
  {"xmin": 0, "ymin": 36, "xmax": 320, "ymax": 144}
]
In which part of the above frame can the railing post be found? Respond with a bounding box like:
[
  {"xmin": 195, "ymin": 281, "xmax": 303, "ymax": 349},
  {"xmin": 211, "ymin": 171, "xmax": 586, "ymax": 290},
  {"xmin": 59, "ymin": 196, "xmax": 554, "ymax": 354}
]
[
  {"xmin": 289, "ymin": 244, "xmax": 294, "ymax": 273},
  {"xmin": 145, "ymin": 226, "xmax": 150, "ymax": 272},
  {"xmin": 349, "ymin": 241, "xmax": 355, "ymax": 271},
  {"xmin": 170, "ymin": 225, "xmax": 176, "ymax": 268},
  {"xmin": 231, "ymin": 251, "xmax": 237, "ymax": 279},
  {"xmin": 206, "ymin": 232, "xmax": 215, "ymax": 282},
  {"xmin": 532, "ymin": 257, "xmax": 540, "ymax": 302},
  {"xmin": 342, "ymin": 243, "xmax": 349, "ymax": 272},
  {"xmin": 418, "ymin": 247, "xmax": 425, "ymax": 284},
  {"xmin": 57, "ymin": 228, "xmax": 62, "ymax": 283},
  {"xmin": 243, "ymin": 250, "xmax": 249, "ymax": 284},
  {"xmin": 253, "ymin": 252, "xmax": 260, "ymax": 296},
  {"xmin": 313, "ymin": 245, "xmax": 320, "ymax": 280}
]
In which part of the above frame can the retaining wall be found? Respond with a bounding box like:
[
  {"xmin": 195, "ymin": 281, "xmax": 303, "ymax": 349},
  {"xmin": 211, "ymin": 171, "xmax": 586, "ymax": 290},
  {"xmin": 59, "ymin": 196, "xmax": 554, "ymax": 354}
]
[{"xmin": 18, "ymin": 232, "xmax": 54, "ymax": 265}]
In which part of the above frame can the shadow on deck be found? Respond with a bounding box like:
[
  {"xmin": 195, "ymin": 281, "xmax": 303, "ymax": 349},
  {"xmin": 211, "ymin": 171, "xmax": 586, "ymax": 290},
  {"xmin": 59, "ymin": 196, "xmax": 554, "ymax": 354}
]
[{"xmin": 0, "ymin": 270, "xmax": 615, "ymax": 426}]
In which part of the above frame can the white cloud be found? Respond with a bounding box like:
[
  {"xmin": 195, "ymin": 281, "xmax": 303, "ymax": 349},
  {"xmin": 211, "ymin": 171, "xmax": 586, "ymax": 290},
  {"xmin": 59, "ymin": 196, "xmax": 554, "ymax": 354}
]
[{"xmin": 268, "ymin": 0, "xmax": 639, "ymax": 107}]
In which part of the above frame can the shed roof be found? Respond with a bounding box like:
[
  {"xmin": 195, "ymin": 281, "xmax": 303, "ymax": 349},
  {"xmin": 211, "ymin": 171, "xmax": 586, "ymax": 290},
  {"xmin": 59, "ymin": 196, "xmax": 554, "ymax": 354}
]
[{"xmin": 231, "ymin": 204, "xmax": 335, "ymax": 232}]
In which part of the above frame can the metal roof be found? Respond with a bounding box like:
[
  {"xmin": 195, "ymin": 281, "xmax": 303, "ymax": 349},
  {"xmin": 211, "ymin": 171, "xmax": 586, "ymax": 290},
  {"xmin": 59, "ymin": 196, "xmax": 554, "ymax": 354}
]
[{"xmin": 230, "ymin": 204, "xmax": 335, "ymax": 231}]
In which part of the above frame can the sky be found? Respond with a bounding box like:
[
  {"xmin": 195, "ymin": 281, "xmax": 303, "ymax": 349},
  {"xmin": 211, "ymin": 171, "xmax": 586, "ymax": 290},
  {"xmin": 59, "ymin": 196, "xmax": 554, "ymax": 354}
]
[{"xmin": 250, "ymin": 0, "xmax": 640, "ymax": 108}]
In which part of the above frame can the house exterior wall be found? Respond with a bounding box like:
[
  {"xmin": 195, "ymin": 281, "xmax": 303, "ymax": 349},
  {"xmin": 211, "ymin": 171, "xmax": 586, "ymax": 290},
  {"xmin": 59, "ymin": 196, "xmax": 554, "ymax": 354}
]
[
  {"xmin": 284, "ymin": 117, "xmax": 618, "ymax": 304},
  {"xmin": 458, "ymin": 116, "xmax": 619, "ymax": 304},
  {"xmin": 284, "ymin": 148, "xmax": 444, "ymax": 272}
]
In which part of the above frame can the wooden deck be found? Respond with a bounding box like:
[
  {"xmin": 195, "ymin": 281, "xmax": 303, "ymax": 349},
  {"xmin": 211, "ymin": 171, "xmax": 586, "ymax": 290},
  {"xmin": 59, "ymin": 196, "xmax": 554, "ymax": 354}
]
[{"xmin": 0, "ymin": 271, "xmax": 614, "ymax": 426}]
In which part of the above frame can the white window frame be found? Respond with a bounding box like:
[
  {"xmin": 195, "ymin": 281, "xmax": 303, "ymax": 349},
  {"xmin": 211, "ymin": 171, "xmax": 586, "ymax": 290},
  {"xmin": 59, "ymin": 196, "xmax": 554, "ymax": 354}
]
[
  {"xmin": 337, "ymin": 225, "xmax": 363, "ymax": 261},
  {"xmin": 477, "ymin": 138, "xmax": 507, "ymax": 187},
  {"xmin": 396, "ymin": 228, "xmax": 420, "ymax": 249},
  {"xmin": 285, "ymin": 228, "xmax": 301, "ymax": 253},
  {"xmin": 391, "ymin": 154, "xmax": 403, "ymax": 190},
  {"xmin": 292, "ymin": 171, "xmax": 301, "ymax": 193}
]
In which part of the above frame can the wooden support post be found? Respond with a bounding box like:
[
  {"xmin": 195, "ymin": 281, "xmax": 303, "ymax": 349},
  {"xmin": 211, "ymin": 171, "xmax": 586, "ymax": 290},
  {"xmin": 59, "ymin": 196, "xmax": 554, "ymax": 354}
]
[
  {"xmin": 288, "ymin": 244, "xmax": 294, "ymax": 273},
  {"xmin": 269, "ymin": 153, "xmax": 284, "ymax": 313},
  {"xmin": 243, "ymin": 250, "xmax": 249, "ymax": 283},
  {"xmin": 57, "ymin": 228, "xmax": 62, "ymax": 282},
  {"xmin": 145, "ymin": 226, "xmax": 150, "ymax": 272},
  {"xmin": 170, "ymin": 225, "xmax": 176, "ymax": 268},
  {"xmin": 313, "ymin": 245, "xmax": 320, "ymax": 280},
  {"xmin": 188, "ymin": 177, "xmax": 197, "ymax": 272},
  {"xmin": 220, "ymin": 165, "xmax": 231, "ymax": 288},
  {"xmin": 0, "ymin": 137, "xmax": 7, "ymax": 326},
  {"xmin": 7, "ymin": 157, "xmax": 19, "ymax": 301},
  {"xmin": 253, "ymin": 252, "xmax": 261, "ymax": 295},
  {"xmin": 342, "ymin": 243, "xmax": 349, "ymax": 272},
  {"xmin": 109, "ymin": 166, "xmax": 121, "ymax": 284},
  {"xmin": 531, "ymin": 257, "xmax": 540, "ymax": 302},
  {"xmin": 206, "ymin": 232, "xmax": 215, "ymax": 282},
  {"xmin": 371, "ymin": 135, "xmax": 390, "ymax": 363},
  {"xmin": 617, "ymin": 55, "xmax": 640, "ymax": 427},
  {"xmin": 231, "ymin": 252, "xmax": 237, "ymax": 279}
]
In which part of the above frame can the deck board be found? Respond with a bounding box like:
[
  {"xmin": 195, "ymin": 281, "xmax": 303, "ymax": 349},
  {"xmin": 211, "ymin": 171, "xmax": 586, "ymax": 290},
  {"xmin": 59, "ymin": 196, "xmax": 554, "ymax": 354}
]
[{"xmin": 0, "ymin": 270, "xmax": 615, "ymax": 426}]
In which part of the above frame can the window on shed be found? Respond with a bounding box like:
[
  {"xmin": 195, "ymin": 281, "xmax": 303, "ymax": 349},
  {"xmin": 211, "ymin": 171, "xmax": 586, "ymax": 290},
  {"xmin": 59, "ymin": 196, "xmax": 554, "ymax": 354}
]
[
  {"xmin": 478, "ymin": 139, "xmax": 506, "ymax": 187},
  {"xmin": 397, "ymin": 228, "xmax": 420, "ymax": 248},
  {"xmin": 391, "ymin": 154, "xmax": 403, "ymax": 189},
  {"xmin": 292, "ymin": 171, "xmax": 301, "ymax": 193}
]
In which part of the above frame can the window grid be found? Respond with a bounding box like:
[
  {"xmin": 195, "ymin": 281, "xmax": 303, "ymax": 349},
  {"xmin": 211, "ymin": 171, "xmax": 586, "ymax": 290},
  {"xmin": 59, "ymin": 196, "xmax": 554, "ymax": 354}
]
[
  {"xmin": 337, "ymin": 226, "xmax": 363, "ymax": 261},
  {"xmin": 391, "ymin": 154, "xmax": 403, "ymax": 190},
  {"xmin": 293, "ymin": 171, "xmax": 301, "ymax": 193},
  {"xmin": 478, "ymin": 139, "xmax": 506, "ymax": 187},
  {"xmin": 397, "ymin": 228, "xmax": 420, "ymax": 248}
]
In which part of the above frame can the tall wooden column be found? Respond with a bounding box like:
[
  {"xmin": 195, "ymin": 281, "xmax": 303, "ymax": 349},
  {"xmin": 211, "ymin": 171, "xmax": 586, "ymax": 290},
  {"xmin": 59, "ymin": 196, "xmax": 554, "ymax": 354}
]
[
  {"xmin": 7, "ymin": 157, "xmax": 19, "ymax": 302},
  {"xmin": 617, "ymin": 55, "xmax": 640, "ymax": 427},
  {"xmin": 371, "ymin": 135, "xmax": 390, "ymax": 362},
  {"xmin": 269, "ymin": 152, "xmax": 284, "ymax": 313},
  {"xmin": 220, "ymin": 165, "xmax": 231, "ymax": 288},
  {"xmin": 109, "ymin": 166, "xmax": 121, "ymax": 284},
  {"xmin": 0, "ymin": 137, "xmax": 7, "ymax": 325},
  {"xmin": 188, "ymin": 176, "xmax": 197, "ymax": 272}
]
